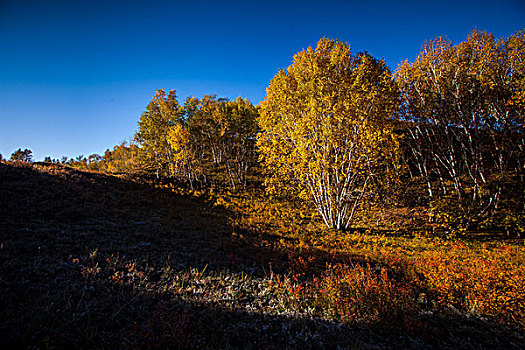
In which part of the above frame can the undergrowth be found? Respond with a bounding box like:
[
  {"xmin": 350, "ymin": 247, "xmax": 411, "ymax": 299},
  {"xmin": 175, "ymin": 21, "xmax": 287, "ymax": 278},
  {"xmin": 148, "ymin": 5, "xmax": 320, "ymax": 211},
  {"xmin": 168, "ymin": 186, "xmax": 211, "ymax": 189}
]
[
  {"xmin": 208, "ymin": 186, "xmax": 525, "ymax": 329},
  {"xmin": 0, "ymin": 163, "xmax": 523, "ymax": 349}
]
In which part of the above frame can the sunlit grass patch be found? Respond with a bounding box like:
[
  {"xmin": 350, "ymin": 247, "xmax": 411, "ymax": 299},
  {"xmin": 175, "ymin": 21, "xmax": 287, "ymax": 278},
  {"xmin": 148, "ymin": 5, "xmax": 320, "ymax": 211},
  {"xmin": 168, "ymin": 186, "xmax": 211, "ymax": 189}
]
[{"xmin": 216, "ymin": 187, "xmax": 525, "ymax": 329}]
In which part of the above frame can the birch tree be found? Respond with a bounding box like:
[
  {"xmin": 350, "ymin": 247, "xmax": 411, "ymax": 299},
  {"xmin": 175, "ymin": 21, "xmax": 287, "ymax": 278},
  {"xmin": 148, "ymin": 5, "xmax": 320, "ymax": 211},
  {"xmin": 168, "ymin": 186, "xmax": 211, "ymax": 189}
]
[
  {"xmin": 258, "ymin": 38, "xmax": 400, "ymax": 230},
  {"xmin": 396, "ymin": 30, "xmax": 525, "ymax": 224},
  {"xmin": 165, "ymin": 95, "xmax": 258, "ymax": 188},
  {"xmin": 135, "ymin": 89, "xmax": 182, "ymax": 178}
]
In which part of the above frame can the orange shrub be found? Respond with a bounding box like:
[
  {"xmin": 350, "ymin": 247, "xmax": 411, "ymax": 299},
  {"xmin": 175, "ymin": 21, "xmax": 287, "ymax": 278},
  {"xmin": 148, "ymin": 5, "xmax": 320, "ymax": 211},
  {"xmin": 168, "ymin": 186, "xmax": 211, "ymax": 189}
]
[
  {"xmin": 212, "ymin": 187, "xmax": 525, "ymax": 328},
  {"xmin": 310, "ymin": 263, "xmax": 416, "ymax": 326}
]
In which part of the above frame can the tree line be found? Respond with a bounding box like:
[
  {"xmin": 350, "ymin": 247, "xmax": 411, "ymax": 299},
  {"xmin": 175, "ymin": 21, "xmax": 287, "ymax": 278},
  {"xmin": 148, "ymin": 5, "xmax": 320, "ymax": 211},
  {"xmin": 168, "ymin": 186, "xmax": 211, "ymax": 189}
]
[
  {"xmin": 134, "ymin": 91, "xmax": 259, "ymax": 189},
  {"xmin": 4, "ymin": 29, "xmax": 523, "ymax": 233},
  {"xmin": 396, "ymin": 30, "xmax": 524, "ymax": 232}
]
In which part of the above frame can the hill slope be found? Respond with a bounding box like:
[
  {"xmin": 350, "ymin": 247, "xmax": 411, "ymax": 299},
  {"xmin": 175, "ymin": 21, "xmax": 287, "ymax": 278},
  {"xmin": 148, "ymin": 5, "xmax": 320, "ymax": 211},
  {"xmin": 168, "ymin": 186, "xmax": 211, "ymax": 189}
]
[{"xmin": 0, "ymin": 162, "xmax": 522, "ymax": 349}]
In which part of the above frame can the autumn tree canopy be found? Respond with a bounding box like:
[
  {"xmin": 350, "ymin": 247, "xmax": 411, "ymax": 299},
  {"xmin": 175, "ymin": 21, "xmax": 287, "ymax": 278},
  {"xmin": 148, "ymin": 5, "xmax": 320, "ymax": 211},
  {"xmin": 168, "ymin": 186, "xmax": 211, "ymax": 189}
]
[
  {"xmin": 134, "ymin": 89, "xmax": 258, "ymax": 188},
  {"xmin": 258, "ymin": 38, "xmax": 400, "ymax": 230},
  {"xmin": 396, "ymin": 29, "xmax": 525, "ymax": 227},
  {"xmin": 135, "ymin": 89, "xmax": 183, "ymax": 178},
  {"xmin": 167, "ymin": 95, "xmax": 259, "ymax": 188}
]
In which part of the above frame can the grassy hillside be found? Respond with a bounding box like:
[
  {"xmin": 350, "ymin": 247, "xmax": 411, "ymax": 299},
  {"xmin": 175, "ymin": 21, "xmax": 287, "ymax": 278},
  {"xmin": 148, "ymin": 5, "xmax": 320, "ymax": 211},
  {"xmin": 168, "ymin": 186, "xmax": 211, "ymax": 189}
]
[{"xmin": 0, "ymin": 162, "xmax": 523, "ymax": 349}]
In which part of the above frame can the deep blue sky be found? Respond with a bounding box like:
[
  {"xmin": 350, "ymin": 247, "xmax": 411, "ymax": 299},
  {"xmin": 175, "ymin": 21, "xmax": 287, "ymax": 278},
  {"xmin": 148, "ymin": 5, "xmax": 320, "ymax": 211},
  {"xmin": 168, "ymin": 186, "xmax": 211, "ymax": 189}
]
[{"xmin": 1, "ymin": 0, "xmax": 524, "ymax": 161}]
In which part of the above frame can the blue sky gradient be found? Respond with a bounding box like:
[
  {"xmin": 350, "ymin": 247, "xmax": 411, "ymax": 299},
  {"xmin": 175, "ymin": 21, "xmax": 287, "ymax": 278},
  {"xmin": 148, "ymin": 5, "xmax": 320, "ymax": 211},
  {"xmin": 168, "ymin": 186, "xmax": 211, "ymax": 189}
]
[{"xmin": 1, "ymin": 0, "xmax": 524, "ymax": 160}]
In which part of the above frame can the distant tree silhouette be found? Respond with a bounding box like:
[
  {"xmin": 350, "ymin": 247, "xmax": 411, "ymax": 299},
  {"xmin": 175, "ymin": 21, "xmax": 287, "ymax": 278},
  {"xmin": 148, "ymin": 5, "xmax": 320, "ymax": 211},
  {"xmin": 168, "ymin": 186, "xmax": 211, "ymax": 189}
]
[{"xmin": 10, "ymin": 148, "xmax": 33, "ymax": 163}]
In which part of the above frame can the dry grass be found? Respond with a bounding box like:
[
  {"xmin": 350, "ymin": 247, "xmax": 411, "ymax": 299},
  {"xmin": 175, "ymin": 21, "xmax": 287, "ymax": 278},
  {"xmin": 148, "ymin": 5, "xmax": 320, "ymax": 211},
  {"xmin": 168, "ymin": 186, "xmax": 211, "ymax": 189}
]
[{"xmin": 0, "ymin": 162, "xmax": 523, "ymax": 349}]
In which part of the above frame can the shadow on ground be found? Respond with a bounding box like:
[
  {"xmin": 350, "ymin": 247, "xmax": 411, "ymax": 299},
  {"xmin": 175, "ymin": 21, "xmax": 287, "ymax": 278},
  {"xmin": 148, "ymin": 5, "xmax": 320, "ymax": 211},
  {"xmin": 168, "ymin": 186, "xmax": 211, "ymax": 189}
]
[{"xmin": 0, "ymin": 162, "xmax": 522, "ymax": 349}]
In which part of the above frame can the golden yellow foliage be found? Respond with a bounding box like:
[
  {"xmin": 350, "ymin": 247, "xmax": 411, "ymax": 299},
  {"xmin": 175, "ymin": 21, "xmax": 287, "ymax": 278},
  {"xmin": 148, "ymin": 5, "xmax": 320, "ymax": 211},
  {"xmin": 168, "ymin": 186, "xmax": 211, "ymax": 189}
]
[
  {"xmin": 258, "ymin": 38, "xmax": 400, "ymax": 229},
  {"xmin": 396, "ymin": 29, "xmax": 525, "ymax": 230},
  {"xmin": 167, "ymin": 123, "xmax": 202, "ymax": 187}
]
